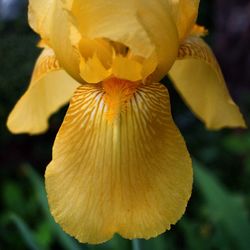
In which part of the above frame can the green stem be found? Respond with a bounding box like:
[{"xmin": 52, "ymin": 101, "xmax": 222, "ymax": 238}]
[{"xmin": 132, "ymin": 239, "xmax": 142, "ymax": 250}]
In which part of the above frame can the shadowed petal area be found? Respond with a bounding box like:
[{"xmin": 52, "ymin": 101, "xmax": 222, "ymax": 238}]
[
  {"xmin": 7, "ymin": 49, "xmax": 79, "ymax": 134},
  {"xmin": 45, "ymin": 81, "xmax": 192, "ymax": 244},
  {"xmin": 169, "ymin": 36, "xmax": 246, "ymax": 130}
]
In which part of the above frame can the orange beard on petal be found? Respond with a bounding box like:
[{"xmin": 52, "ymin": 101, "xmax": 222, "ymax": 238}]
[{"xmin": 103, "ymin": 78, "xmax": 139, "ymax": 122}]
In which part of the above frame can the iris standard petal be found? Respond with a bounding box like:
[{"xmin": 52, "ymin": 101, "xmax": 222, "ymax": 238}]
[
  {"xmin": 7, "ymin": 49, "xmax": 79, "ymax": 134},
  {"xmin": 45, "ymin": 80, "xmax": 192, "ymax": 244},
  {"xmin": 28, "ymin": 0, "xmax": 54, "ymax": 43},
  {"xmin": 70, "ymin": 0, "xmax": 153, "ymax": 58},
  {"xmin": 67, "ymin": 0, "xmax": 179, "ymax": 82},
  {"xmin": 47, "ymin": 0, "xmax": 83, "ymax": 82},
  {"xmin": 169, "ymin": 36, "xmax": 246, "ymax": 129},
  {"xmin": 133, "ymin": 0, "xmax": 179, "ymax": 80},
  {"xmin": 168, "ymin": 0, "xmax": 200, "ymax": 41}
]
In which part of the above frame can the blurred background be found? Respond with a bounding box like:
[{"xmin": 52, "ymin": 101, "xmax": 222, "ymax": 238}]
[{"xmin": 0, "ymin": 0, "xmax": 250, "ymax": 249}]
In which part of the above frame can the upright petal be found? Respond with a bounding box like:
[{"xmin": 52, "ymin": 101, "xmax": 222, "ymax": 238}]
[
  {"xmin": 67, "ymin": 0, "xmax": 179, "ymax": 81},
  {"xmin": 135, "ymin": 0, "xmax": 179, "ymax": 80},
  {"xmin": 70, "ymin": 0, "xmax": 153, "ymax": 58},
  {"xmin": 28, "ymin": 0, "xmax": 82, "ymax": 82},
  {"xmin": 7, "ymin": 49, "xmax": 79, "ymax": 135},
  {"xmin": 45, "ymin": 81, "xmax": 192, "ymax": 244},
  {"xmin": 169, "ymin": 36, "xmax": 246, "ymax": 129},
  {"xmin": 169, "ymin": 0, "xmax": 200, "ymax": 41},
  {"xmin": 28, "ymin": 0, "xmax": 55, "ymax": 44},
  {"xmin": 48, "ymin": 0, "xmax": 82, "ymax": 82}
]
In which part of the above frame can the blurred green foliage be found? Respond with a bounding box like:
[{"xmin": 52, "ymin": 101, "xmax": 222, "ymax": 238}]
[{"xmin": 0, "ymin": 1, "xmax": 250, "ymax": 250}]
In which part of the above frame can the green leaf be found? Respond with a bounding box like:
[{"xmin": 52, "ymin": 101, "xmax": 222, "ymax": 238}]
[
  {"xmin": 223, "ymin": 133, "xmax": 250, "ymax": 154},
  {"xmin": 107, "ymin": 235, "xmax": 131, "ymax": 250},
  {"xmin": 2, "ymin": 181, "xmax": 25, "ymax": 213},
  {"xmin": 178, "ymin": 218, "xmax": 209, "ymax": 250},
  {"xmin": 7, "ymin": 213, "xmax": 42, "ymax": 250},
  {"xmin": 34, "ymin": 220, "xmax": 53, "ymax": 248},
  {"xmin": 194, "ymin": 160, "xmax": 250, "ymax": 250},
  {"xmin": 140, "ymin": 235, "xmax": 170, "ymax": 250}
]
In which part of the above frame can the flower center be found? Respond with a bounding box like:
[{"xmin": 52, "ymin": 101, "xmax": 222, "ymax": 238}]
[{"xmin": 103, "ymin": 78, "xmax": 139, "ymax": 122}]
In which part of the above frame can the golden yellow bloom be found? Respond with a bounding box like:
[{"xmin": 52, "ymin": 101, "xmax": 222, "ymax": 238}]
[{"xmin": 7, "ymin": 0, "xmax": 246, "ymax": 244}]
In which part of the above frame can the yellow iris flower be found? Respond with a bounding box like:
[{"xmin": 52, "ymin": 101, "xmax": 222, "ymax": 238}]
[{"xmin": 7, "ymin": 0, "xmax": 246, "ymax": 244}]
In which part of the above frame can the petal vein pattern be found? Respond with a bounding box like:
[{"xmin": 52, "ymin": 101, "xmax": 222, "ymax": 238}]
[
  {"xmin": 7, "ymin": 49, "xmax": 79, "ymax": 134},
  {"xmin": 45, "ymin": 82, "xmax": 192, "ymax": 244}
]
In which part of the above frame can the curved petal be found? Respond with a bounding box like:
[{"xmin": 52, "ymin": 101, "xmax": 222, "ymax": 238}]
[
  {"xmin": 67, "ymin": 0, "xmax": 179, "ymax": 82},
  {"xmin": 70, "ymin": 0, "xmax": 153, "ymax": 58},
  {"xmin": 7, "ymin": 49, "xmax": 79, "ymax": 135},
  {"xmin": 45, "ymin": 81, "xmax": 192, "ymax": 243},
  {"xmin": 79, "ymin": 54, "xmax": 111, "ymax": 83},
  {"xmin": 168, "ymin": 0, "xmax": 200, "ymax": 41},
  {"xmin": 50, "ymin": 1, "xmax": 83, "ymax": 82},
  {"xmin": 112, "ymin": 56, "xmax": 143, "ymax": 82},
  {"xmin": 28, "ymin": 0, "xmax": 54, "ymax": 42},
  {"xmin": 28, "ymin": 0, "xmax": 82, "ymax": 82},
  {"xmin": 169, "ymin": 36, "xmax": 246, "ymax": 129},
  {"xmin": 134, "ymin": 0, "xmax": 179, "ymax": 81}
]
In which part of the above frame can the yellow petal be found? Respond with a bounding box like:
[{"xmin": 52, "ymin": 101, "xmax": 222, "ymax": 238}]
[
  {"xmin": 68, "ymin": 0, "xmax": 179, "ymax": 81},
  {"xmin": 141, "ymin": 52, "xmax": 158, "ymax": 80},
  {"xmin": 79, "ymin": 38, "xmax": 112, "ymax": 68},
  {"xmin": 112, "ymin": 56, "xmax": 142, "ymax": 82},
  {"xmin": 7, "ymin": 49, "xmax": 79, "ymax": 135},
  {"xmin": 45, "ymin": 81, "xmax": 192, "ymax": 244},
  {"xmin": 47, "ymin": 0, "xmax": 82, "ymax": 82},
  {"xmin": 169, "ymin": 36, "xmax": 246, "ymax": 129},
  {"xmin": 135, "ymin": 0, "xmax": 179, "ymax": 81},
  {"xmin": 169, "ymin": 0, "xmax": 200, "ymax": 41},
  {"xmin": 70, "ymin": 0, "xmax": 153, "ymax": 58},
  {"xmin": 28, "ymin": 0, "xmax": 54, "ymax": 43},
  {"xmin": 79, "ymin": 54, "xmax": 111, "ymax": 83}
]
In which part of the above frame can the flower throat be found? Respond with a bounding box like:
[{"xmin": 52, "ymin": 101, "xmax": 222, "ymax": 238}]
[{"xmin": 103, "ymin": 78, "xmax": 138, "ymax": 122}]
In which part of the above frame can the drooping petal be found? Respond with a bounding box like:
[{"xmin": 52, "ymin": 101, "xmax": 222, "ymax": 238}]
[
  {"xmin": 7, "ymin": 49, "xmax": 79, "ymax": 135},
  {"xmin": 45, "ymin": 81, "xmax": 192, "ymax": 244},
  {"xmin": 169, "ymin": 36, "xmax": 246, "ymax": 129}
]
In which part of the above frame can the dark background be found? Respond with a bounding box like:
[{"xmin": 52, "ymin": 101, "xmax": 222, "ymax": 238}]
[{"xmin": 0, "ymin": 0, "xmax": 250, "ymax": 249}]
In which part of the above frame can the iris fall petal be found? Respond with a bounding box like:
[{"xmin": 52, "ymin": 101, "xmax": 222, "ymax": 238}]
[
  {"xmin": 7, "ymin": 49, "xmax": 79, "ymax": 134},
  {"xmin": 169, "ymin": 36, "xmax": 246, "ymax": 129},
  {"xmin": 45, "ymin": 81, "xmax": 192, "ymax": 243}
]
